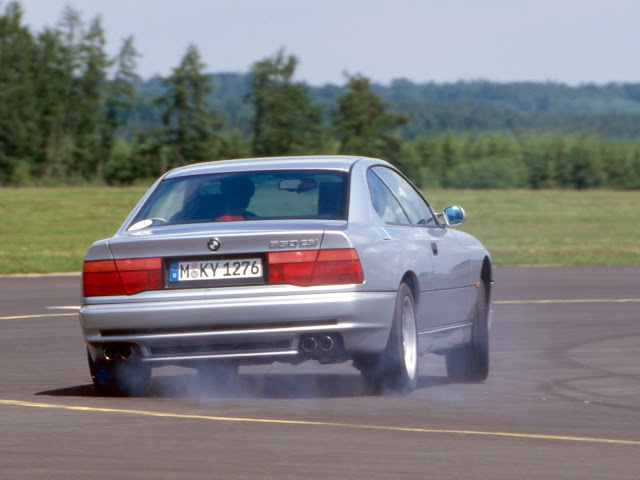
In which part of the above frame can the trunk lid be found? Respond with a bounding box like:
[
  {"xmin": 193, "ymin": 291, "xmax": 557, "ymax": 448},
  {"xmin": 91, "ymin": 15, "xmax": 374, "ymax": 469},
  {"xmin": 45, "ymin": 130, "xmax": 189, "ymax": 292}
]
[{"xmin": 107, "ymin": 220, "xmax": 348, "ymax": 259}]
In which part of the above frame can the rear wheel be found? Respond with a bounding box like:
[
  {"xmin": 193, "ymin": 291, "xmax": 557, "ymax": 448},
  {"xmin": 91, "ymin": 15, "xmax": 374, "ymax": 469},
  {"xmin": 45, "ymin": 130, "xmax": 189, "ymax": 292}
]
[
  {"xmin": 87, "ymin": 348, "xmax": 151, "ymax": 396},
  {"xmin": 445, "ymin": 282, "xmax": 489, "ymax": 382},
  {"xmin": 357, "ymin": 282, "xmax": 419, "ymax": 395}
]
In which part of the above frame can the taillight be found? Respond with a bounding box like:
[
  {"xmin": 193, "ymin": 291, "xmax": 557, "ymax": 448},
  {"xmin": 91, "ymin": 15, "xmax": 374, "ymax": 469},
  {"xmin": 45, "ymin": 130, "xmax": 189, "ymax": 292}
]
[
  {"xmin": 310, "ymin": 249, "xmax": 364, "ymax": 286},
  {"xmin": 268, "ymin": 250, "xmax": 317, "ymax": 286},
  {"xmin": 83, "ymin": 260, "xmax": 123, "ymax": 297},
  {"xmin": 268, "ymin": 249, "xmax": 364, "ymax": 286},
  {"xmin": 115, "ymin": 257, "xmax": 163, "ymax": 295},
  {"xmin": 83, "ymin": 257, "xmax": 163, "ymax": 296}
]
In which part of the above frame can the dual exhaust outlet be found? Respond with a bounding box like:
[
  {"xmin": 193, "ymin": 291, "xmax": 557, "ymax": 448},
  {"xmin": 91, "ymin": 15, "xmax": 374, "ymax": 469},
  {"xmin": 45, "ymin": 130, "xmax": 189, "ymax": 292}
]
[
  {"xmin": 301, "ymin": 335, "xmax": 335, "ymax": 354},
  {"xmin": 103, "ymin": 343, "xmax": 134, "ymax": 361},
  {"xmin": 300, "ymin": 334, "xmax": 347, "ymax": 364}
]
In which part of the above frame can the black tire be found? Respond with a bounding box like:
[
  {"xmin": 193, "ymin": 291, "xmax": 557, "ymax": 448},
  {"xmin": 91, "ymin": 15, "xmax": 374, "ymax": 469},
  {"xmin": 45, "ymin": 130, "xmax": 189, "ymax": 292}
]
[
  {"xmin": 445, "ymin": 282, "xmax": 489, "ymax": 382},
  {"xmin": 87, "ymin": 348, "xmax": 151, "ymax": 397},
  {"xmin": 357, "ymin": 282, "xmax": 419, "ymax": 395}
]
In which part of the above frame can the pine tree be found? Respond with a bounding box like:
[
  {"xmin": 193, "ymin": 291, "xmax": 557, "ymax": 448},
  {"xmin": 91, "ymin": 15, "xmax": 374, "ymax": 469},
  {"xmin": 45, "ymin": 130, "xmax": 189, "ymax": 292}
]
[
  {"xmin": 332, "ymin": 73, "xmax": 406, "ymax": 162},
  {"xmin": 153, "ymin": 44, "xmax": 222, "ymax": 168},
  {"xmin": 0, "ymin": 2, "xmax": 39, "ymax": 184},
  {"xmin": 72, "ymin": 15, "xmax": 111, "ymax": 179},
  {"xmin": 246, "ymin": 49, "xmax": 323, "ymax": 156},
  {"xmin": 33, "ymin": 27, "xmax": 75, "ymax": 180}
]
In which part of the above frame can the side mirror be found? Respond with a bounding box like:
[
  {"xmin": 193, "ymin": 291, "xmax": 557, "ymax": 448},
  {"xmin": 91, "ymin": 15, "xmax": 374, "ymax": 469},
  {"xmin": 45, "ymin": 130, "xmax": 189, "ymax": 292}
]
[{"xmin": 442, "ymin": 205, "xmax": 466, "ymax": 226}]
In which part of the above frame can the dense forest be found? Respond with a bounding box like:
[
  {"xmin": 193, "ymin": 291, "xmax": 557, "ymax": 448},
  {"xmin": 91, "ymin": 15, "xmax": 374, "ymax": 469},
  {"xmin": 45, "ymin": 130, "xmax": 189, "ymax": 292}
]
[
  {"xmin": 2, "ymin": 2, "xmax": 640, "ymax": 189},
  {"xmin": 130, "ymin": 74, "xmax": 640, "ymax": 140}
]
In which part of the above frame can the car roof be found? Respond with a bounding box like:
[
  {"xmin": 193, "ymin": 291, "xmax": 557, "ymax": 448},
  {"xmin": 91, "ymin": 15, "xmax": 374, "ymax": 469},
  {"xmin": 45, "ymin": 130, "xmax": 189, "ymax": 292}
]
[{"xmin": 164, "ymin": 155, "xmax": 386, "ymax": 179}]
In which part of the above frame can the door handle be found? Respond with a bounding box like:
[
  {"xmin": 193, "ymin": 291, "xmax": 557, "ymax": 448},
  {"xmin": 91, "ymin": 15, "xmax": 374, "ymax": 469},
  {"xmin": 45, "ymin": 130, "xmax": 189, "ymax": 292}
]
[{"xmin": 431, "ymin": 242, "xmax": 438, "ymax": 255}]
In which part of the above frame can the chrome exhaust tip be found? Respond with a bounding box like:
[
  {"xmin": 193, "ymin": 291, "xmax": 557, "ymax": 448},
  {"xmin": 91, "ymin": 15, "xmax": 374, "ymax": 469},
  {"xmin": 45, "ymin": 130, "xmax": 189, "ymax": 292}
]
[
  {"xmin": 318, "ymin": 335, "xmax": 334, "ymax": 352},
  {"xmin": 119, "ymin": 344, "xmax": 133, "ymax": 360},
  {"xmin": 103, "ymin": 344, "xmax": 134, "ymax": 361},
  {"xmin": 103, "ymin": 345, "xmax": 118, "ymax": 361},
  {"xmin": 301, "ymin": 337, "xmax": 318, "ymax": 353}
]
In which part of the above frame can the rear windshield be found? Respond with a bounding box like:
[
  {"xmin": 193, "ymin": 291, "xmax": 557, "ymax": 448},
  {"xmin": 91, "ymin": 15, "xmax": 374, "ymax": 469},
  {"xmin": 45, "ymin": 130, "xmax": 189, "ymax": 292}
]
[{"xmin": 129, "ymin": 170, "xmax": 348, "ymax": 228}]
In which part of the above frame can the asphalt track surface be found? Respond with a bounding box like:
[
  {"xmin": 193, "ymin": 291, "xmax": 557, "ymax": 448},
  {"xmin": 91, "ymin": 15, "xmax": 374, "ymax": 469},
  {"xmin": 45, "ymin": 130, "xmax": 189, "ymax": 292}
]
[{"xmin": 1, "ymin": 266, "xmax": 640, "ymax": 479}]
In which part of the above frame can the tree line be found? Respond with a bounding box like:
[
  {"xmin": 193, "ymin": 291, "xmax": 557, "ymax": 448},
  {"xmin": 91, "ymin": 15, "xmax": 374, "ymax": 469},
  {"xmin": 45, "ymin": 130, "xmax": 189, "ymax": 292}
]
[{"xmin": 1, "ymin": 2, "xmax": 639, "ymax": 189}]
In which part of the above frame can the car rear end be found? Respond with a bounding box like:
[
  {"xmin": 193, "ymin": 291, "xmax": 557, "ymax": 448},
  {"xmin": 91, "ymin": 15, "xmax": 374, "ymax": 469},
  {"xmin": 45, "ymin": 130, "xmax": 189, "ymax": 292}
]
[{"xmin": 79, "ymin": 158, "xmax": 396, "ymax": 376}]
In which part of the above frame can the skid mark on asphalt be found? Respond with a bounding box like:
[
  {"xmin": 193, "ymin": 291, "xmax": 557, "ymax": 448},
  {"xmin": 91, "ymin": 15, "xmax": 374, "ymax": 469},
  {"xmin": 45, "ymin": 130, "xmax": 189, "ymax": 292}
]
[{"xmin": 1, "ymin": 399, "xmax": 639, "ymax": 447}]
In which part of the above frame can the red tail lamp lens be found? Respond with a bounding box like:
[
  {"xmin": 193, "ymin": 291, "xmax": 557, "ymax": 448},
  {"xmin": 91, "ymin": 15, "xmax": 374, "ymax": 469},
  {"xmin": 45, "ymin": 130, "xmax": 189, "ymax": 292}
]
[
  {"xmin": 268, "ymin": 249, "xmax": 363, "ymax": 286},
  {"xmin": 83, "ymin": 260, "xmax": 123, "ymax": 296},
  {"xmin": 311, "ymin": 249, "xmax": 364, "ymax": 286},
  {"xmin": 83, "ymin": 257, "xmax": 163, "ymax": 296},
  {"xmin": 115, "ymin": 258, "xmax": 163, "ymax": 295}
]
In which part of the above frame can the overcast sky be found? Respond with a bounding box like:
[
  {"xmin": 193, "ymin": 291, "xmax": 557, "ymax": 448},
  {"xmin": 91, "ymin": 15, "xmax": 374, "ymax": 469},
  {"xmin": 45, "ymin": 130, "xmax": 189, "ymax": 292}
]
[{"xmin": 16, "ymin": 0, "xmax": 640, "ymax": 86}]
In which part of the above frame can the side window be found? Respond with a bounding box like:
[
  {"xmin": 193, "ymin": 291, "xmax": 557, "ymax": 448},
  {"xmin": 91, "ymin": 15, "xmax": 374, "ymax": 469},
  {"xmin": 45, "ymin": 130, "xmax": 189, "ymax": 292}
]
[
  {"xmin": 372, "ymin": 167, "xmax": 434, "ymax": 225},
  {"xmin": 367, "ymin": 169, "xmax": 410, "ymax": 224}
]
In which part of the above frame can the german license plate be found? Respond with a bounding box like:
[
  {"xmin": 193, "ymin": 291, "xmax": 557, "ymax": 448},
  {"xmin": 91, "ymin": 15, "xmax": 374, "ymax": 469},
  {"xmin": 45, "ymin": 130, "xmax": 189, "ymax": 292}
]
[{"xmin": 169, "ymin": 258, "xmax": 263, "ymax": 282}]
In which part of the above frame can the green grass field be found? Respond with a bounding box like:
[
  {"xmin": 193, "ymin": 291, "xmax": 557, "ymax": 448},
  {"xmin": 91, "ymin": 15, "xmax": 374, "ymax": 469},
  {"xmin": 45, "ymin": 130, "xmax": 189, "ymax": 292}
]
[
  {"xmin": 0, "ymin": 186, "xmax": 638, "ymax": 274},
  {"xmin": 428, "ymin": 189, "xmax": 640, "ymax": 266}
]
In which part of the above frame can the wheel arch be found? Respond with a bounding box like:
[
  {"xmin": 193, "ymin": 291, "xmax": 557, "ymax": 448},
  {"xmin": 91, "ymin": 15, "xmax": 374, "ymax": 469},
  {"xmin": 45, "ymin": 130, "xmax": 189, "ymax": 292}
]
[
  {"xmin": 480, "ymin": 256, "xmax": 492, "ymax": 303},
  {"xmin": 400, "ymin": 271, "xmax": 420, "ymax": 308}
]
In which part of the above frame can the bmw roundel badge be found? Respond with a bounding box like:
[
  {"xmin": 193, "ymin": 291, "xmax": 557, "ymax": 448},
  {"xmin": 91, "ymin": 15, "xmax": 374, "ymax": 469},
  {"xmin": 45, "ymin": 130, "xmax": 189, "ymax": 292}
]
[{"xmin": 207, "ymin": 238, "xmax": 221, "ymax": 252}]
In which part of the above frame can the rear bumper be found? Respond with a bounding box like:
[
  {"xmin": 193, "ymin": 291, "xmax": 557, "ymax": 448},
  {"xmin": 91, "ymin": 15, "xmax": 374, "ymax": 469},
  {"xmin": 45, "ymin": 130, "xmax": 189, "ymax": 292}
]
[{"xmin": 80, "ymin": 289, "xmax": 396, "ymax": 364}]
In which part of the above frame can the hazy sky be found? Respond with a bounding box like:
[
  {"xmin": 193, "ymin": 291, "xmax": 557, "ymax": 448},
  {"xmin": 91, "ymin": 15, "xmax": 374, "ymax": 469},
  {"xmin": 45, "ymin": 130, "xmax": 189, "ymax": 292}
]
[{"xmin": 16, "ymin": 0, "xmax": 640, "ymax": 86}]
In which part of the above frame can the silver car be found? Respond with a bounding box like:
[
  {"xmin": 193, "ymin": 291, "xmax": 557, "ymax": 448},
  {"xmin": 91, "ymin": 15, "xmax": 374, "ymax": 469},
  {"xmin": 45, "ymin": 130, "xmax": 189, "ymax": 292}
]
[{"xmin": 80, "ymin": 155, "xmax": 492, "ymax": 396}]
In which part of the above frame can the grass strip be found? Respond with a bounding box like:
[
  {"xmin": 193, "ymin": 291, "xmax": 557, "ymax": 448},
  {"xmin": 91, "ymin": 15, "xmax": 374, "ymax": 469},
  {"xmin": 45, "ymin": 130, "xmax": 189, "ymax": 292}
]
[{"xmin": 0, "ymin": 187, "xmax": 638, "ymax": 274}]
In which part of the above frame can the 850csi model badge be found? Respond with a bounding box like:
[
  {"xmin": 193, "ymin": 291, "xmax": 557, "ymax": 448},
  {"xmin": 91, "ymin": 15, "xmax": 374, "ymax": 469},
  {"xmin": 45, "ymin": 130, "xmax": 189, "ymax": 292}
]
[
  {"xmin": 268, "ymin": 239, "xmax": 318, "ymax": 249},
  {"xmin": 207, "ymin": 238, "xmax": 221, "ymax": 252}
]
